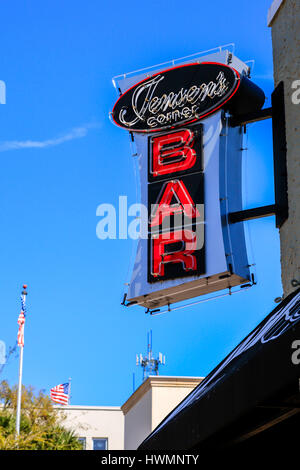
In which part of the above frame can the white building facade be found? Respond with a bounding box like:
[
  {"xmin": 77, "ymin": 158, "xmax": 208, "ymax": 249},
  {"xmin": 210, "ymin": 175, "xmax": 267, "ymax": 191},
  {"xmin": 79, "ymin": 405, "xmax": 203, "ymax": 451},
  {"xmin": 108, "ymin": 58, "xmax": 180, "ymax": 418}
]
[
  {"xmin": 58, "ymin": 405, "xmax": 124, "ymax": 450},
  {"xmin": 58, "ymin": 376, "xmax": 203, "ymax": 450}
]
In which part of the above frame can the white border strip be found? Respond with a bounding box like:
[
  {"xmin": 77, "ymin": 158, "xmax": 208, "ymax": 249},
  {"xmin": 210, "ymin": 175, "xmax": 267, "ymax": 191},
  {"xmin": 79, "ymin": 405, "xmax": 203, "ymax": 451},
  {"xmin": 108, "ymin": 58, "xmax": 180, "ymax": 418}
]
[{"xmin": 268, "ymin": 0, "xmax": 285, "ymax": 26}]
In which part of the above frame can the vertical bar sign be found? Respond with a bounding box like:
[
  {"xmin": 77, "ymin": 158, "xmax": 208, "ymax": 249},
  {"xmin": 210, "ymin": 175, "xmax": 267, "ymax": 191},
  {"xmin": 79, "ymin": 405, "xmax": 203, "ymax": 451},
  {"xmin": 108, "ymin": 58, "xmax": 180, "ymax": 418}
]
[{"xmin": 148, "ymin": 123, "xmax": 205, "ymax": 283}]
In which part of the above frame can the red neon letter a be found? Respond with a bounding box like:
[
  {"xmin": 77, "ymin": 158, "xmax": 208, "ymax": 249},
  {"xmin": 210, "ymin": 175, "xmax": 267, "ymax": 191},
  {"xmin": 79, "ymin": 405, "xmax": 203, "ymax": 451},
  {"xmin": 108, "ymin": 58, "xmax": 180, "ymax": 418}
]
[{"xmin": 150, "ymin": 180, "xmax": 201, "ymax": 227}]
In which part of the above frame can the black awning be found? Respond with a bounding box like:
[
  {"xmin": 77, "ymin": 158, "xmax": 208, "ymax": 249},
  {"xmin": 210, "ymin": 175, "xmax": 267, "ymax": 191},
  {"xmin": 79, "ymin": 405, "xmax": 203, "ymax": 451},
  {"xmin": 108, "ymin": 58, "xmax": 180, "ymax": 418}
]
[{"xmin": 139, "ymin": 288, "xmax": 300, "ymax": 450}]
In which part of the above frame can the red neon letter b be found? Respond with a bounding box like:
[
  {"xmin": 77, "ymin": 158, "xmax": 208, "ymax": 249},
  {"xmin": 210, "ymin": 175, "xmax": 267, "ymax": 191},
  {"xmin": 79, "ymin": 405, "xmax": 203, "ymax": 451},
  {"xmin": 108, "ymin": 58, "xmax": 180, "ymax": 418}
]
[{"xmin": 151, "ymin": 129, "xmax": 196, "ymax": 178}]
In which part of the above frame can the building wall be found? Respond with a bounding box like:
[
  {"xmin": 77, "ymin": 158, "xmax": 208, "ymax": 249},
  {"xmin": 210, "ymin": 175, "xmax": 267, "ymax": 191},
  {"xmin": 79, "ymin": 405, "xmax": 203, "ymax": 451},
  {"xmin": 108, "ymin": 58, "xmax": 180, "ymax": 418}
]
[
  {"xmin": 58, "ymin": 405, "xmax": 124, "ymax": 450},
  {"xmin": 122, "ymin": 376, "xmax": 203, "ymax": 450},
  {"xmin": 123, "ymin": 388, "xmax": 152, "ymax": 450},
  {"xmin": 269, "ymin": 0, "xmax": 300, "ymax": 296},
  {"xmin": 151, "ymin": 379, "xmax": 203, "ymax": 430}
]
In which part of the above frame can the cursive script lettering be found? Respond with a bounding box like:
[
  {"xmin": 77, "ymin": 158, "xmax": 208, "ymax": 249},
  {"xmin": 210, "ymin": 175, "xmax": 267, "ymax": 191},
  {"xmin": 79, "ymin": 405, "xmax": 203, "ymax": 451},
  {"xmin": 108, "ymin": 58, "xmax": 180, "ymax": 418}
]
[{"xmin": 119, "ymin": 71, "xmax": 231, "ymax": 128}]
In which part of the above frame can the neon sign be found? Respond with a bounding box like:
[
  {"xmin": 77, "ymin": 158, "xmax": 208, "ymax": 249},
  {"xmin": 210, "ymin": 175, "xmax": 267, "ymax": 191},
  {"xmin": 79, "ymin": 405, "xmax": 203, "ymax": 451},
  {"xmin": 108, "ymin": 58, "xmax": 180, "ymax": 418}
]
[
  {"xmin": 148, "ymin": 124, "xmax": 204, "ymax": 282},
  {"xmin": 111, "ymin": 51, "xmax": 265, "ymax": 309},
  {"xmin": 112, "ymin": 63, "xmax": 241, "ymax": 132}
]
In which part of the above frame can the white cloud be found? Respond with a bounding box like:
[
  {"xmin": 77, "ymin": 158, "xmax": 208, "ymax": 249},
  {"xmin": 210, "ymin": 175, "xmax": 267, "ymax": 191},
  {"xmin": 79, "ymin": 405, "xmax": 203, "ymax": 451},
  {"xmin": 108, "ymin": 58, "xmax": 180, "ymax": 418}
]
[{"xmin": 0, "ymin": 122, "xmax": 101, "ymax": 152}]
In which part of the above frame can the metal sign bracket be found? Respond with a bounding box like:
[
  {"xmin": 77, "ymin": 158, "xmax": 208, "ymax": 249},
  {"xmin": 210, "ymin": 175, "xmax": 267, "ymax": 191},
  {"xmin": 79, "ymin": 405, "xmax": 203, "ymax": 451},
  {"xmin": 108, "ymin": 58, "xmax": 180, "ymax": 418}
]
[{"xmin": 229, "ymin": 81, "xmax": 288, "ymax": 229}]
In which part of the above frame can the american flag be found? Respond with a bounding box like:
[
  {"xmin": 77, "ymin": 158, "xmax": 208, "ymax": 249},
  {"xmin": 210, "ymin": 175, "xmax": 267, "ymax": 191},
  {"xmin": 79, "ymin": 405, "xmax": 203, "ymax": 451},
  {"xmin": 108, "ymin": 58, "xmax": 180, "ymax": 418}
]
[
  {"xmin": 50, "ymin": 383, "xmax": 70, "ymax": 405},
  {"xmin": 17, "ymin": 296, "xmax": 26, "ymax": 347}
]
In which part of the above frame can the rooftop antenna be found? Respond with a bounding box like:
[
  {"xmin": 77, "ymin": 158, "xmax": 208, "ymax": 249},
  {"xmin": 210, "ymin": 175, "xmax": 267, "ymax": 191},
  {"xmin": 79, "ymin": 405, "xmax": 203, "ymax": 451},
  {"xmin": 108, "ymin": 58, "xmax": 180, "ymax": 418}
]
[{"xmin": 136, "ymin": 330, "xmax": 165, "ymax": 382}]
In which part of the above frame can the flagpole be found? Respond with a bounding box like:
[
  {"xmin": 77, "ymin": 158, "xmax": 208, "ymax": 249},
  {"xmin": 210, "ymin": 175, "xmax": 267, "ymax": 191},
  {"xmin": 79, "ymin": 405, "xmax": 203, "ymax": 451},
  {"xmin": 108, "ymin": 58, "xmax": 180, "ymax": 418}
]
[
  {"xmin": 68, "ymin": 377, "xmax": 71, "ymax": 405},
  {"xmin": 15, "ymin": 284, "xmax": 27, "ymax": 437}
]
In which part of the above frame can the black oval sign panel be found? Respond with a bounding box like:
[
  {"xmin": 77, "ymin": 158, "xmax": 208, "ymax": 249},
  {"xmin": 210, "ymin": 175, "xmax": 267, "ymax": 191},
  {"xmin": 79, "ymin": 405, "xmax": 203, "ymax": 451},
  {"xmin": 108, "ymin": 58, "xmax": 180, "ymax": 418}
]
[{"xmin": 112, "ymin": 62, "xmax": 240, "ymax": 133}]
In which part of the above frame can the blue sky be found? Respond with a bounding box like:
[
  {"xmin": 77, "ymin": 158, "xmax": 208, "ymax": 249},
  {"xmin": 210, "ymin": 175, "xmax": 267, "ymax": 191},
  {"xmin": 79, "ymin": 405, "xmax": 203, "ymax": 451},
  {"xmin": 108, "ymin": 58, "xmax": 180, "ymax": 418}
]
[{"xmin": 0, "ymin": 0, "xmax": 281, "ymax": 406}]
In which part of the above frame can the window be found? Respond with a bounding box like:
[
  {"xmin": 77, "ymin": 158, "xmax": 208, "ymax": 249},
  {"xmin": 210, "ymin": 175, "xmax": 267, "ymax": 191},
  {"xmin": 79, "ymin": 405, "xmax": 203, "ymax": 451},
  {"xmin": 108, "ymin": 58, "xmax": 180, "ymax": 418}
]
[
  {"xmin": 93, "ymin": 438, "xmax": 108, "ymax": 450},
  {"xmin": 78, "ymin": 438, "xmax": 86, "ymax": 450}
]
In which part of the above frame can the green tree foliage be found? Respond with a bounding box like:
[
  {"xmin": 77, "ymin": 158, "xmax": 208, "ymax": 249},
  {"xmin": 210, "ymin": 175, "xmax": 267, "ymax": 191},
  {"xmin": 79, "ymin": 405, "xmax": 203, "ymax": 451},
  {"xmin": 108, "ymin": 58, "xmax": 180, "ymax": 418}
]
[{"xmin": 0, "ymin": 380, "xmax": 83, "ymax": 450}]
